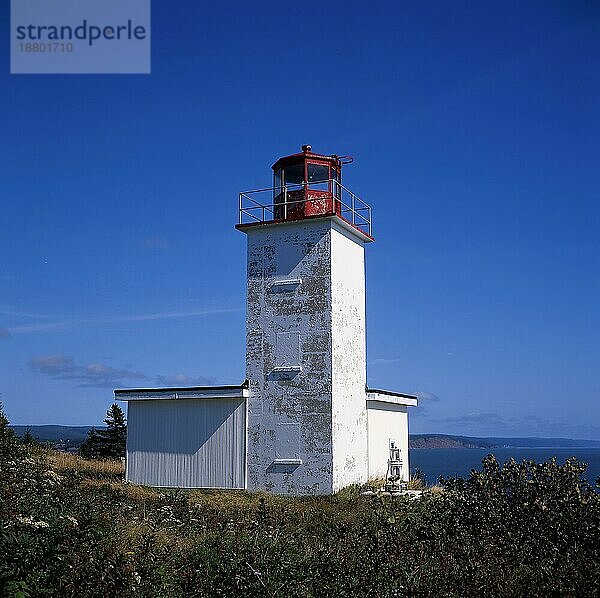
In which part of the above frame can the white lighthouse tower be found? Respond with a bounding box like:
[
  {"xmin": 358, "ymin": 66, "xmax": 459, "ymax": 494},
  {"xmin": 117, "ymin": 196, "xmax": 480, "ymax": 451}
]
[
  {"xmin": 238, "ymin": 145, "xmax": 375, "ymax": 495},
  {"xmin": 116, "ymin": 145, "xmax": 417, "ymax": 495}
]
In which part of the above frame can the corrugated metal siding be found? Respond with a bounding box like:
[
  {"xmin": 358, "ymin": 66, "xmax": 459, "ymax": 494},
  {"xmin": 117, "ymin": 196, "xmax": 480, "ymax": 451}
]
[{"xmin": 126, "ymin": 398, "xmax": 246, "ymax": 489}]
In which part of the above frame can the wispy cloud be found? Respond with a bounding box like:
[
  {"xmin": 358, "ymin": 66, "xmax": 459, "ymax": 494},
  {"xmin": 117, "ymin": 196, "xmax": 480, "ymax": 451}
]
[
  {"xmin": 370, "ymin": 357, "xmax": 403, "ymax": 365},
  {"xmin": 410, "ymin": 390, "xmax": 441, "ymax": 418},
  {"xmin": 0, "ymin": 307, "xmax": 51, "ymax": 319},
  {"xmin": 8, "ymin": 306, "xmax": 243, "ymax": 335},
  {"xmin": 29, "ymin": 355, "xmax": 147, "ymax": 388},
  {"xmin": 415, "ymin": 390, "xmax": 440, "ymax": 402},
  {"xmin": 108, "ymin": 308, "xmax": 241, "ymax": 323},
  {"xmin": 7, "ymin": 321, "xmax": 75, "ymax": 334}
]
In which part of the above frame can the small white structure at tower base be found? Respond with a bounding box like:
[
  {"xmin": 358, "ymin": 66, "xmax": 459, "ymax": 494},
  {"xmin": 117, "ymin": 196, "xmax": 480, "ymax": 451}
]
[{"xmin": 366, "ymin": 388, "xmax": 418, "ymax": 483}]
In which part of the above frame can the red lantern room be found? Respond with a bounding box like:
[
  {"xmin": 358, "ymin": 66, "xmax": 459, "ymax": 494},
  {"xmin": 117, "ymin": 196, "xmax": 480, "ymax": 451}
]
[
  {"xmin": 271, "ymin": 144, "xmax": 344, "ymax": 220},
  {"xmin": 238, "ymin": 145, "xmax": 372, "ymax": 239}
]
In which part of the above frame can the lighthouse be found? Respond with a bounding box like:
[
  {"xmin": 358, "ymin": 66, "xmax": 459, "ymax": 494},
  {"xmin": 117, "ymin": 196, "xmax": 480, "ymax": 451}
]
[
  {"xmin": 116, "ymin": 145, "xmax": 417, "ymax": 495},
  {"xmin": 237, "ymin": 145, "xmax": 414, "ymax": 495}
]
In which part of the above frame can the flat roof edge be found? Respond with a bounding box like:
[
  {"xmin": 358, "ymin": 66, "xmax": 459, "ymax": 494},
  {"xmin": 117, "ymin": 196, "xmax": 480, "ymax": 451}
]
[
  {"xmin": 366, "ymin": 387, "xmax": 419, "ymax": 407},
  {"xmin": 366, "ymin": 387, "xmax": 418, "ymax": 400},
  {"xmin": 114, "ymin": 382, "xmax": 247, "ymax": 395},
  {"xmin": 114, "ymin": 382, "xmax": 249, "ymax": 401}
]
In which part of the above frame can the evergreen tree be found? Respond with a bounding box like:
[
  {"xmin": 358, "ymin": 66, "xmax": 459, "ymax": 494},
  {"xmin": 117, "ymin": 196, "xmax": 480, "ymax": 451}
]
[
  {"xmin": 99, "ymin": 403, "xmax": 127, "ymax": 458},
  {"xmin": 0, "ymin": 402, "xmax": 18, "ymax": 460},
  {"xmin": 79, "ymin": 426, "xmax": 102, "ymax": 459},
  {"xmin": 21, "ymin": 427, "xmax": 37, "ymax": 447},
  {"xmin": 0, "ymin": 403, "xmax": 13, "ymax": 439},
  {"xmin": 79, "ymin": 404, "xmax": 127, "ymax": 459}
]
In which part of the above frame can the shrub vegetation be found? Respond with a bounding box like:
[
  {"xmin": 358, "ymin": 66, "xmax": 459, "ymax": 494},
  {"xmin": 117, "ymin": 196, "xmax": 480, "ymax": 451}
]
[{"xmin": 1, "ymin": 404, "xmax": 599, "ymax": 597}]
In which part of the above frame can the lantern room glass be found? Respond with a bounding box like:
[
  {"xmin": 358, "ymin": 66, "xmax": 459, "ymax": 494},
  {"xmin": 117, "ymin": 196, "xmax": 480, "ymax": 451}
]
[
  {"xmin": 307, "ymin": 163, "xmax": 329, "ymax": 183},
  {"xmin": 282, "ymin": 162, "xmax": 304, "ymax": 187}
]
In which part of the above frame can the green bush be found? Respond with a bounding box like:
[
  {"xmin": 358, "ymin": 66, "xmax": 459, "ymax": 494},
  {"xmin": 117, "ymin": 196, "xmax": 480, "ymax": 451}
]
[{"xmin": 1, "ymin": 400, "xmax": 599, "ymax": 597}]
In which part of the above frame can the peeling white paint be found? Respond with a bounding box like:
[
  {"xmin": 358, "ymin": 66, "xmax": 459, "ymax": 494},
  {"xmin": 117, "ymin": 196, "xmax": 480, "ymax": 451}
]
[{"xmin": 242, "ymin": 217, "xmax": 371, "ymax": 495}]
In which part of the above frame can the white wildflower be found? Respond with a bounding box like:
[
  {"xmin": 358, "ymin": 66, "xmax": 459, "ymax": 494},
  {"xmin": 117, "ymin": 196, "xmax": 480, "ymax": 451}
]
[
  {"xmin": 44, "ymin": 470, "xmax": 63, "ymax": 485},
  {"xmin": 60, "ymin": 515, "xmax": 79, "ymax": 527},
  {"xmin": 16, "ymin": 515, "xmax": 50, "ymax": 529}
]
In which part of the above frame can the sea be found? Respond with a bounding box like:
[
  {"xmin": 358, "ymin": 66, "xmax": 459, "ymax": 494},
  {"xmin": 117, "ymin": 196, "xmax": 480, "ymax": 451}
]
[{"xmin": 410, "ymin": 447, "xmax": 600, "ymax": 486}]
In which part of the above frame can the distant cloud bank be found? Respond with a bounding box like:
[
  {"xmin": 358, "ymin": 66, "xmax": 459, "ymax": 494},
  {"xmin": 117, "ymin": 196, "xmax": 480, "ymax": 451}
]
[
  {"xmin": 29, "ymin": 354, "xmax": 216, "ymax": 390},
  {"xmin": 29, "ymin": 355, "xmax": 147, "ymax": 388}
]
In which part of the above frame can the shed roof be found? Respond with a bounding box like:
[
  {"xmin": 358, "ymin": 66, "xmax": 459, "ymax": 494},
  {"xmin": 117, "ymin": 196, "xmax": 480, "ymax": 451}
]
[
  {"xmin": 114, "ymin": 382, "xmax": 248, "ymax": 401},
  {"xmin": 366, "ymin": 387, "xmax": 418, "ymax": 407}
]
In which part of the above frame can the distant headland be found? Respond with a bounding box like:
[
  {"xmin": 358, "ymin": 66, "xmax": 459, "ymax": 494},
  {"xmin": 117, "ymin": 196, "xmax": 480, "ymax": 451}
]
[{"xmin": 410, "ymin": 434, "xmax": 600, "ymax": 449}]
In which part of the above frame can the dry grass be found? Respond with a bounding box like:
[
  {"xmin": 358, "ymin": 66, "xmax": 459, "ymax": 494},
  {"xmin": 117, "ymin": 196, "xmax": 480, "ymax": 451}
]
[
  {"xmin": 121, "ymin": 482, "xmax": 163, "ymax": 502},
  {"xmin": 367, "ymin": 478, "xmax": 386, "ymax": 489},
  {"xmin": 48, "ymin": 450, "xmax": 124, "ymax": 479},
  {"xmin": 407, "ymin": 477, "xmax": 427, "ymax": 490}
]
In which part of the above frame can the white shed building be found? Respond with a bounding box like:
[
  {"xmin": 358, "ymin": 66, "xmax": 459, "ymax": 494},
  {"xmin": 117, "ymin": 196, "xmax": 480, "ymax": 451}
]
[
  {"xmin": 116, "ymin": 385, "xmax": 248, "ymax": 488},
  {"xmin": 116, "ymin": 146, "xmax": 417, "ymax": 495}
]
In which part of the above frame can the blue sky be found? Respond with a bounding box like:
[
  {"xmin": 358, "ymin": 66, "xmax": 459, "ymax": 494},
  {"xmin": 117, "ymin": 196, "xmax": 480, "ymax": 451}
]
[{"xmin": 1, "ymin": 1, "xmax": 598, "ymax": 438}]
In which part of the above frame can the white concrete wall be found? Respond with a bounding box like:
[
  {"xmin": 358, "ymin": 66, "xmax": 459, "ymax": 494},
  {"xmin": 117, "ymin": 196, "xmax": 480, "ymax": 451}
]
[
  {"xmin": 330, "ymin": 222, "xmax": 369, "ymax": 491},
  {"xmin": 126, "ymin": 398, "xmax": 246, "ymax": 488},
  {"xmin": 244, "ymin": 217, "xmax": 372, "ymax": 495},
  {"xmin": 245, "ymin": 220, "xmax": 334, "ymax": 495},
  {"xmin": 367, "ymin": 401, "xmax": 410, "ymax": 482}
]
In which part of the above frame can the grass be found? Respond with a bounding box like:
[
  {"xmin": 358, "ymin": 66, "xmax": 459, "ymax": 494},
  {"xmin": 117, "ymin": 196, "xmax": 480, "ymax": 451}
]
[{"xmin": 48, "ymin": 450, "xmax": 124, "ymax": 479}]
